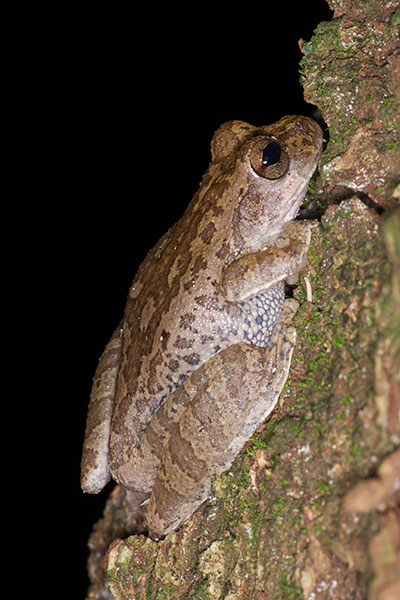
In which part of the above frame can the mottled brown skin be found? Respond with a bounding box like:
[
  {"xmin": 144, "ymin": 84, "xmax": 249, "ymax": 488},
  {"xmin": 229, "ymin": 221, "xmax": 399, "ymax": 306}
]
[{"xmin": 81, "ymin": 115, "xmax": 323, "ymax": 538}]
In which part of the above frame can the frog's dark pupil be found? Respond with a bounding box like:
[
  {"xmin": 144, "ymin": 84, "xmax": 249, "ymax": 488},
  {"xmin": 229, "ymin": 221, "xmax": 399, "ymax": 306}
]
[{"xmin": 262, "ymin": 142, "xmax": 281, "ymax": 166}]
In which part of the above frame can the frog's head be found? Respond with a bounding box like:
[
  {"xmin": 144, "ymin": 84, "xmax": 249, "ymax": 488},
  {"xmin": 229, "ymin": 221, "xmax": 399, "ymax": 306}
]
[{"xmin": 213, "ymin": 116, "xmax": 323, "ymax": 253}]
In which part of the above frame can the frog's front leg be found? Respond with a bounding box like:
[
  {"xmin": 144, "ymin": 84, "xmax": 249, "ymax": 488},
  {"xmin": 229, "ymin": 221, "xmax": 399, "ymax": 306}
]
[
  {"xmin": 221, "ymin": 220, "xmax": 315, "ymax": 301},
  {"xmin": 145, "ymin": 299, "xmax": 299, "ymax": 539}
]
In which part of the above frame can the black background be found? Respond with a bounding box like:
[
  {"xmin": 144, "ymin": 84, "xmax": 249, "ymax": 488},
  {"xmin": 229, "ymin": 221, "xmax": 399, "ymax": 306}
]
[{"xmin": 47, "ymin": 3, "xmax": 333, "ymax": 598}]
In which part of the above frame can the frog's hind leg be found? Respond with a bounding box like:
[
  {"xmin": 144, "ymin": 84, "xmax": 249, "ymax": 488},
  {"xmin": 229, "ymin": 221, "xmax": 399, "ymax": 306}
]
[
  {"xmin": 146, "ymin": 299, "xmax": 299, "ymax": 538},
  {"xmin": 81, "ymin": 324, "xmax": 123, "ymax": 494}
]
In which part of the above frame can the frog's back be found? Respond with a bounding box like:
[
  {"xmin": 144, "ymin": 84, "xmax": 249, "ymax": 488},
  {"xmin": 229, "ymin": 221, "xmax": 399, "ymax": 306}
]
[{"xmin": 109, "ymin": 167, "xmax": 242, "ymax": 478}]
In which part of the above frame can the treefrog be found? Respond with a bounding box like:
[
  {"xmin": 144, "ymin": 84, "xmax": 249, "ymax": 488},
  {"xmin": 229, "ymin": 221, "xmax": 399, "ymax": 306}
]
[{"xmin": 81, "ymin": 115, "xmax": 323, "ymax": 539}]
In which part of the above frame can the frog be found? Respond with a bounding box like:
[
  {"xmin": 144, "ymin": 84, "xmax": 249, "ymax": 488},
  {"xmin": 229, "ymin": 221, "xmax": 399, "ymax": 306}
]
[{"xmin": 81, "ymin": 115, "xmax": 323, "ymax": 539}]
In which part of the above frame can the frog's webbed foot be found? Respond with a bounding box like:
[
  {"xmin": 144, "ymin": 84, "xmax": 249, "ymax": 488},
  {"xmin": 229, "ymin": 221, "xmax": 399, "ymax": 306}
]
[
  {"xmin": 145, "ymin": 299, "xmax": 299, "ymax": 538},
  {"xmin": 81, "ymin": 324, "xmax": 123, "ymax": 494}
]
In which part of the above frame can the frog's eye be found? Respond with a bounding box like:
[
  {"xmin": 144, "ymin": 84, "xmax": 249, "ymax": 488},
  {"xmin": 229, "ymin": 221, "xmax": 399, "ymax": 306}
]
[
  {"xmin": 262, "ymin": 142, "xmax": 281, "ymax": 166},
  {"xmin": 250, "ymin": 138, "xmax": 289, "ymax": 180}
]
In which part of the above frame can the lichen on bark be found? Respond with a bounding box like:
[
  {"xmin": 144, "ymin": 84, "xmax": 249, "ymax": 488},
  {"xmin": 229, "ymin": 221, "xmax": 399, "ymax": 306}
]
[{"xmin": 300, "ymin": 0, "xmax": 399, "ymax": 208}]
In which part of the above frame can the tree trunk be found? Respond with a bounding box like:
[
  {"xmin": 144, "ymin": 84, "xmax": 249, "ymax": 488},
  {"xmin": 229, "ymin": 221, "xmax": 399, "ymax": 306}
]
[{"xmin": 85, "ymin": 1, "xmax": 400, "ymax": 598}]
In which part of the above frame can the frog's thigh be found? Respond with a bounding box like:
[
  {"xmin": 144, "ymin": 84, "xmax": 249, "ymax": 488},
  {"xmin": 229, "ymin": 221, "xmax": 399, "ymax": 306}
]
[
  {"xmin": 81, "ymin": 324, "xmax": 122, "ymax": 494},
  {"xmin": 110, "ymin": 361, "xmax": 213, "ymax": 495},
  {"xmin": 146, "ymin": 299, "xmax": 299, "ymax": 538}
]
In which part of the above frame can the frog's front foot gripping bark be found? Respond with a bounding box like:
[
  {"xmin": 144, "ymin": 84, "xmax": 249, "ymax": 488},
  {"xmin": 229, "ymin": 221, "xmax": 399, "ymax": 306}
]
[{"xmin": 145, "ymin": 299, "xmax": 299, "ymax": 539}]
